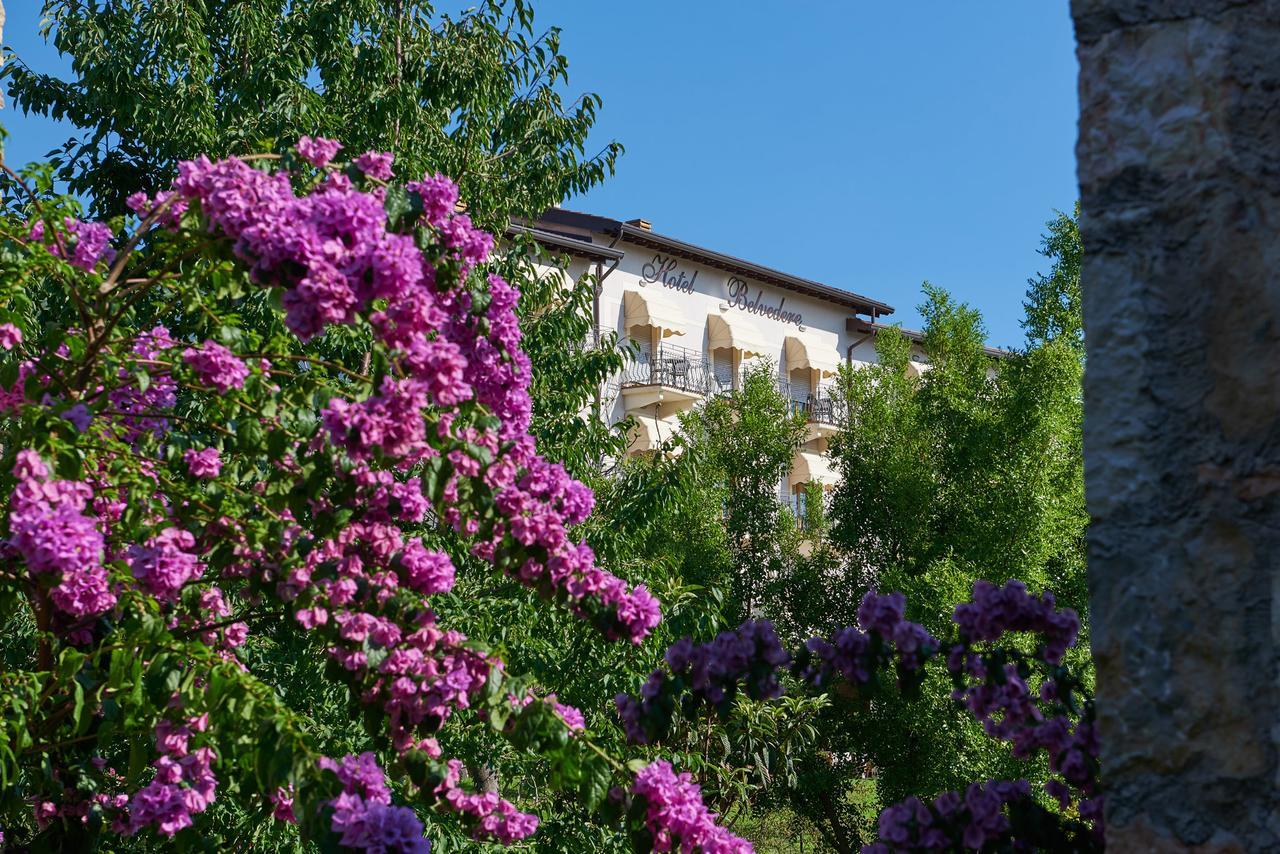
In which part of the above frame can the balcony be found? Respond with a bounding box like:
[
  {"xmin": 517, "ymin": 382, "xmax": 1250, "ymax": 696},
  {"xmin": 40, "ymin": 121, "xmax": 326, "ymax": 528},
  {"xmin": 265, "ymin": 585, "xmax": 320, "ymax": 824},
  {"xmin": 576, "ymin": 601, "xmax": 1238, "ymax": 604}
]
[
  {"xmin": 787, "ymin": 491, "xmax": 810, "ymax": 529},
  {"xmin": 619, "ymin": 342, "xmax": 720, "ymax": 412},
  {"xmin": 783, "ymin": 385, "xmax": 841, "ymax": 439}
]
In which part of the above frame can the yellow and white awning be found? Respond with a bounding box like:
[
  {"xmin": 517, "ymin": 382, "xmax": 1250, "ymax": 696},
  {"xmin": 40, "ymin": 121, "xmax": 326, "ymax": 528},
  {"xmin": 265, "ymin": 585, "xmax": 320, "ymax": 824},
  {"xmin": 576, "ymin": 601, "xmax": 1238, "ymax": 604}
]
[
  {"xmin": 623, "ymin": 289, "xmax": 687, "ymax": 338},
  {"xmin": 707, "ymin": 312, "xmax": 774, "ymax": 360},
  {"xmin": 784, "ymin": 331, "xmax": 843, "ymax": 378},
  {"xmin": 790, "ymin": 450, "xmax": 838, "ymax": 488},
  {"xmin": 626, "ymin": 414, "xmax": 673, "ymax": 454},
  {"xmin": 906, "ymin": 359, "xmax": 932, "ymax": 378}
]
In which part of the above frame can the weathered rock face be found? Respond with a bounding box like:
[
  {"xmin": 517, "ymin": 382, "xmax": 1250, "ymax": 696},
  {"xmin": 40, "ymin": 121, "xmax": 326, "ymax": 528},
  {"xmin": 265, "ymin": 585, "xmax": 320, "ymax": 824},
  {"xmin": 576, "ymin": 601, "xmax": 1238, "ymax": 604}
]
[{"xmin": 1073, "ymin": 0, "xmax": 1280, "ymax": 849}]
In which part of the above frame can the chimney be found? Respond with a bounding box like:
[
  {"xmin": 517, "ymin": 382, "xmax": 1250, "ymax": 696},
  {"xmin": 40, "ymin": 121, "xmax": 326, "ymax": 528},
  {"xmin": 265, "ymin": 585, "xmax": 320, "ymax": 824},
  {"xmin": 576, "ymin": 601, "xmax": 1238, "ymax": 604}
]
[{"xmin": 626, "ymin": 218, "xmax": 652, "ymax": 232}]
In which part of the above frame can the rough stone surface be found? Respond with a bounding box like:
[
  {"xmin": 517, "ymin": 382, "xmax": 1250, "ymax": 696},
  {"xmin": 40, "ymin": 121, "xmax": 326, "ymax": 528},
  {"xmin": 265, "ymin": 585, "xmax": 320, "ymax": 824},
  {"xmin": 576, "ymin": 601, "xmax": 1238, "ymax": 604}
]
[{"xmin": 1073, "ymin": 0, "xmax": 1280, "ymax": 849}]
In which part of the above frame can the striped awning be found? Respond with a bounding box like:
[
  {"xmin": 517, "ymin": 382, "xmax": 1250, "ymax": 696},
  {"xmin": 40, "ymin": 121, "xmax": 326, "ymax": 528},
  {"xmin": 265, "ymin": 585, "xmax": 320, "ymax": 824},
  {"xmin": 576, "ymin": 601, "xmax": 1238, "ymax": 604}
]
[
  {"xmin": 707, "ymin": 312, "xmax": 774, "ymax": 360},
  {"xmin": 790, "ymin": 450, "xmax": 838, "ymax": 488},
  {"xmin": 784, "ymin": 331, "xmax": 842, "ymax": 377},
  {"xmin": 626, "ymin": 414, "xmax": 675, "ymax": 454},
  {"xmin": 623, "ymin": 289, "xmax": 687, "ymax": 338}
]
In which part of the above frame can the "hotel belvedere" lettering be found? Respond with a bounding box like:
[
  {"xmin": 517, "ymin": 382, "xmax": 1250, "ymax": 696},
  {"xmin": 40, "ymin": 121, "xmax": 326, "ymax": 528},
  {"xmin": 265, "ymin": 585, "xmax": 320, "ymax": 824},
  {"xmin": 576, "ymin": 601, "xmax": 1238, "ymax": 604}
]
[
  {"xmin": 726, "ymin": 277, "xmax": 803, "ymax": 326},
  {"xmin": 640, "ymin": 254, "xmax": 698, "ymax": 293}
]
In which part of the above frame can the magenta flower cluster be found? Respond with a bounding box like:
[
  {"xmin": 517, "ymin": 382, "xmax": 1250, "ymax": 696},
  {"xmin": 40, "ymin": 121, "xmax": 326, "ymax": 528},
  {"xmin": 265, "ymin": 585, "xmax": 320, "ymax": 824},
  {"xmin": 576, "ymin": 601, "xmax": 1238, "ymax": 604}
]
[
  {"xmin": 167, "ymin": 150, "xmax": 660, "ymax": 645},
  {"xmin": 127, "ymin": 527, "xmax": 205, "ymax": 603},
  {"xmin": 4, "ymin": 138, "xmax": 722, "ymax": 849},
  {"xmin": 182, "ymin": 340, "xmax": 250, "ymax": 392},
  {"xmin": 127, "ymin": 715, "xmax": 218, "ymax": 838},
  {"xmin": 617, "ymin": 621, "xmax": 789, "ymax": 744},
  {"xmin": 319, "ymin": 753, "xmax": 430, "ymax": 853},
  {"xmin": 183, "ymin": 447, "xmax": 223, "ymax": 479},
  {"xmin": 296, "ymin": 135, "xmax": 344, "ymax": 168},
  {"xmin": 864, "ymin": 779, "xmax": 1033, "ymax": 852},
  {"xmin": 107, "ymin": 325, "xmax": 179, "ymax": 441},
  {"xmin": 630, "ymin": 760, "xmax": 753, "ymax": 853},
  {"xmin": 126, "ymin": 188, "xmax": 190, "ymax": 228},
  {"xmin": 432, "ymin": 758, "xmax": 539, "ymax": 844},
  {"xmin": 0, "ymin": 322, "xmax": 22, "ymax": 350},
  {"xmin": 354, "ymin": 151, "xmax": 395, "ymax": 181},
  {"xmin": 29, "ymin": 217, "xmax": 117, "ymax": 271},
  {"xmin": 7, "ymin": 450, "xmax": 115, "ymax": 620}
]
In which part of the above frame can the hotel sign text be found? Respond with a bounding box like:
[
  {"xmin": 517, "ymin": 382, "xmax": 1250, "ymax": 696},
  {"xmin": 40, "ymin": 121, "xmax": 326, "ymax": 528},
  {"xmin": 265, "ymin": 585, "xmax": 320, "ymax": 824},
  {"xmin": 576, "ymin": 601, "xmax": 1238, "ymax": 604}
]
[
  {"xmin": 641, "ymin": 254, "xmax": 698, "ymax": 293},
  {"xmin": 639, "ymin": 253, "xmax": 805, "ymax": 327},
  {"xmin": 727, "ymin": 277, "xmax": 803, "ymax": 326}
]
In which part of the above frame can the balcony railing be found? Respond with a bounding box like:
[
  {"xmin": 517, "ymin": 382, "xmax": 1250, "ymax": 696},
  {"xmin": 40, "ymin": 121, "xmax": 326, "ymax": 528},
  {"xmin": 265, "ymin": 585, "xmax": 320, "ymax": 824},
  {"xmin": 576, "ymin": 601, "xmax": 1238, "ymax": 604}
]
[
  {"xmin": 614, "ymin": 340, "xmax": 841, "ymax": 424},
  {"xmin": 787, "ymin": 491, "xmax": 809, "ymax": 528},
  {"xmin": 619, "ymin": 342, "xmax": 723, "ymax": 397},
  {"xmin": 782, "ymin": 381, "xmax": 839, "ymax": 425}
]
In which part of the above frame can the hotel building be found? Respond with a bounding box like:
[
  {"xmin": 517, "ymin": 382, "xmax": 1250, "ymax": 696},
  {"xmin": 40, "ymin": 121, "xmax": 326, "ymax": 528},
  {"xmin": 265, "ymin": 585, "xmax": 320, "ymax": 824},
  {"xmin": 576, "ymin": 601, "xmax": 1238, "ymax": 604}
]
[{"xmin": 517, "ymin": 209, "xmax": 1001, "ymax": 517}]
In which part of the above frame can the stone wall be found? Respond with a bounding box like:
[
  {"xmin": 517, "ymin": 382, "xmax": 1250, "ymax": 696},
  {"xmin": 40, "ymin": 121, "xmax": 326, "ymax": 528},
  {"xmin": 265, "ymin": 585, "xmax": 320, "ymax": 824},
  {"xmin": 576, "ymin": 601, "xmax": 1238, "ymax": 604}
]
[{"xmin": 1072, "ymin": 0, "xmax": 1279, "ymax": 849}]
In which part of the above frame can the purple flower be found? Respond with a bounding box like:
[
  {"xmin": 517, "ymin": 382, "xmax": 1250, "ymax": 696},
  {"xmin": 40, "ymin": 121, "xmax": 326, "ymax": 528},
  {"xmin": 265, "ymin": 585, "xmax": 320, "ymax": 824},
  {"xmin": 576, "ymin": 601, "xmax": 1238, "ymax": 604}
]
[
  {"xmin": 61, "ymin": 403, "xmax": 93, "ymax": 432},
  {"xmin": 631, "ymin": 760, "xmax": 753, "ymax": 853},
  {"xmin": 128, "ymin": 528, "xmax": 205, "ymax": 603},
  {"xmin": 0, "ymin": 323, "xmax": 22, "ymax": 349},
  {"xmin": 295, "ymin": 135, "xmax": 343, "ymax": 168},
  {"xmin": 396, "ymin": 540, "xmax": 455, "ymax": 595},
  {"xmin": 551, "ymin": 700, "xmax": 585, "ymax": 732},
  {"xmin": 317, "ymin": 752, "xmax": 391, "ymax": 804},
  {"xmin": 183, "ymin": 340, "xmax": 249, "ymax": 392},
  {"xmin": 51, "ymin": 218, "xmax": 116, "ymax": 271},
  {"xmin": 857, "ymin": 589, "xmax": 906, "ymax": 636},
  {"xmin": 8, "ymin": 451, "xmax": 115, "ymax": 620},
  {"xmin": 128, "ymin": 746, "xmax": 218, "ymax": 838},
  {"xmin": 184, "ymin": 447, "xmax": 223, "ymax": 479},
  {"xmin": 354, "ymin": 151, "xmax": 395, "ymax": 181},
  {"xmin": 407, "ymin": 173, "xmax": 459, "ymax": 226}
]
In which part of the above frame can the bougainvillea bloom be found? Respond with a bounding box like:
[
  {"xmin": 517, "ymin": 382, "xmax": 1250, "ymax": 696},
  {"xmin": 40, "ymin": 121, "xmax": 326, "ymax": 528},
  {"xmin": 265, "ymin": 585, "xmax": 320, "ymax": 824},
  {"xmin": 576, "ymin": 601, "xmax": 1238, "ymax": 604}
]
[
  {"xmin": 183, "ymin": 447, "xmax": 223, "ymax": 479},
  {"xmin": 183, "ymin": 341, "xmax": 249, "ymax": 392},
  {"xmin": 295, "ymin": 135, "xmax": 343, "ymax": 168},
  {"xmin": 354, "ymin": 151, "xmax": 395, "ymax": 180}
]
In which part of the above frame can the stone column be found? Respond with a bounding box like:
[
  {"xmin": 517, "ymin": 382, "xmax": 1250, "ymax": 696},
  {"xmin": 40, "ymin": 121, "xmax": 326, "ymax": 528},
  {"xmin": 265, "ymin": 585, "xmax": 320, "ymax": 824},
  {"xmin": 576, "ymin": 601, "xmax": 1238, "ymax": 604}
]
[{"xmin": 1073, "ymin": 1, "xmax": 1280, "ymax": 849}]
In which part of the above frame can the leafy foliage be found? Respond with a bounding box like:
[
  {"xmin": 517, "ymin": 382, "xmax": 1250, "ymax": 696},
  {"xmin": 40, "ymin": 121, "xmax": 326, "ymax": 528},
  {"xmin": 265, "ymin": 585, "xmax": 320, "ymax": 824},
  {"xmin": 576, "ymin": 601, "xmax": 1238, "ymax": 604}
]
[
  {"xmin": 679, "ymin": 363, "xmax": 809, "ymax": 622},
  {"xmin": 4, "ymin": 0, "xmax": 620, "ymax": 227}
]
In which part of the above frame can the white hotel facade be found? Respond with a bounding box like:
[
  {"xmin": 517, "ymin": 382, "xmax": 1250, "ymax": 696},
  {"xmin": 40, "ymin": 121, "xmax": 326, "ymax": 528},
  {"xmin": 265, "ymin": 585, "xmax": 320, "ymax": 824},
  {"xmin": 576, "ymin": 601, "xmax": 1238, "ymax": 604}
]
[{"xmin": 518, "ymin": 209, "xmax": 999, "ymax": 516}]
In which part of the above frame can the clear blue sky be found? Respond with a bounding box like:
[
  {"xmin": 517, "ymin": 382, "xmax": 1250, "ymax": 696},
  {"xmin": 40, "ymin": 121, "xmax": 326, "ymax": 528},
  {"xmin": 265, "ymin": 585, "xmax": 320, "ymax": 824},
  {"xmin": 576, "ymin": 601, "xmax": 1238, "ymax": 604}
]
[{"xmin": 1, "ymin": 2, "xmax": 1079, "ymax": 347}]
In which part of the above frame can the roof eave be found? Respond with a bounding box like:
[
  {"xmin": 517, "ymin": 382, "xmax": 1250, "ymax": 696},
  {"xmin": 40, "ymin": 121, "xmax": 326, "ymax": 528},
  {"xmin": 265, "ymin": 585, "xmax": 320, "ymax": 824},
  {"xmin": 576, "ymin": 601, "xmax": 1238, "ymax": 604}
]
[
  {"xmin": 615, "ymin": 223, "xmax": 894, "ymax": 317},
  {"xmin": 506, "ymin": 225, "xmax": 626, "ymax": 262}
]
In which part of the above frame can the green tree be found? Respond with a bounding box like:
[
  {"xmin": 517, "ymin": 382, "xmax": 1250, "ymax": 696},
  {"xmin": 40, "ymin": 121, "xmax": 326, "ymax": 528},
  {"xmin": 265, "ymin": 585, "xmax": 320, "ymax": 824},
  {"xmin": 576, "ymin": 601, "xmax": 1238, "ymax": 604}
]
[
  {"xmin": 679, "ymin": 362, "xmax": 809, "ymax": 622},
  {"xmin": 3, "ymin": 0, "xmax": 619, "ymax": 227},
  {"xmin": 768, "ymin": 252, "xmax": 1087, "ymax": 848},
  {"xmin": 0, "ymin": 4, "xmax": 667, "ymax": 849},
  {"xmin": 1023, "ymin": 203, "xmax": 1083, "ymax": 352}
]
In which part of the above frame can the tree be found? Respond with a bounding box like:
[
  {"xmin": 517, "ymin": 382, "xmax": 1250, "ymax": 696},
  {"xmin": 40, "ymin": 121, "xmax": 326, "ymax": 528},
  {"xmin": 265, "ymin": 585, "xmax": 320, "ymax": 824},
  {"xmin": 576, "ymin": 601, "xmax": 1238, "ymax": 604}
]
[
  {"xmin": 0, "ymin": 140, "xmax": 761, "ymax": 851},
  {"xmin": 765, "ymin": 255, "xmax": 1088, "ymax": 846},
  {"xmin": 3, "ymin": 0, "xmax": 620, "ymax": 227},
  {"xmin": 3, "ymin": 6, "xmax": 659, "ymax": 843},
  {"xmin": 679, "ymin": 362, "xmax": 809, "ymax": 622},
  {"xmin": 1022, "ymin": 203, "xmax": 1082, "ymax": 352}
]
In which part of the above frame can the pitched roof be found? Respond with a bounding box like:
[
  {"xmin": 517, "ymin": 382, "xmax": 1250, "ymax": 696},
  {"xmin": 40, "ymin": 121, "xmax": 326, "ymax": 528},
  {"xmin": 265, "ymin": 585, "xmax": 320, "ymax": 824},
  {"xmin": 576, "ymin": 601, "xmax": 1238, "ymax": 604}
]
[{"xmin": 534, "ymin": 208, "xmax": 896, "ymax": 317}]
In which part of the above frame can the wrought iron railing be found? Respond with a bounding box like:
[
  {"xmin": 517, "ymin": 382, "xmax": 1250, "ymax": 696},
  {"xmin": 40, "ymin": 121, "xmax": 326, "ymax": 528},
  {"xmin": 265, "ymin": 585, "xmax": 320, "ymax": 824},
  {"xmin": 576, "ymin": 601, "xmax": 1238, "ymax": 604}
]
[
  {"xmin": 782, "ymin": 383, "xmax": 838, "ymax": 425},
  {"xmin": 787, "ymin": 491, "xmax": 809, "ymax": 527},
  {"xmin": 613, "ymin": 338, "xmax": 841, "ymax": 424},
  {"xmin": 619, "ymin": 341, "xmax": 720, "ymax": 397}
]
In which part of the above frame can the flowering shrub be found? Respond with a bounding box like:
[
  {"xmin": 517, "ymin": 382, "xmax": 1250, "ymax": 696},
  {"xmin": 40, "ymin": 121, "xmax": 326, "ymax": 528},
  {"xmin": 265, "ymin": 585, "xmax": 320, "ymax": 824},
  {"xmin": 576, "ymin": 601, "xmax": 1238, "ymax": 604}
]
[
  {"xmin": 0, "ymin": 141, "xmax": 724, "ymax": 850},
  {"xmin": 616, "ymin": 584, "xmax": 1102, "ymax": 852}
]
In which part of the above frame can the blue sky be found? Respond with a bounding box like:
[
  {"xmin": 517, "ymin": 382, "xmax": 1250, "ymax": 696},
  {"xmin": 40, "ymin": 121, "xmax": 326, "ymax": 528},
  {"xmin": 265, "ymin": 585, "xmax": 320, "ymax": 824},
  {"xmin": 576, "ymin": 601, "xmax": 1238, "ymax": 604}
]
[{"xmin": 1, "ymin": 2, "xmax": 1079, "ymax": 347}]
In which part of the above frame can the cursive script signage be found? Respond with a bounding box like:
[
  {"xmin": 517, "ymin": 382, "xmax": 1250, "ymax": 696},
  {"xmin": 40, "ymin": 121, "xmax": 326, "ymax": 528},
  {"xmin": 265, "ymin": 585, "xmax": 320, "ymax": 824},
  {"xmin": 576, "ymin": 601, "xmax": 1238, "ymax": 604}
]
[
  {"xmin": 641, "ymin": 253, "xmax": 698, "ymax": 293},
  {"xmin": 727, "ymin": 277, "xmax": 803, "ymax": 326}
]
